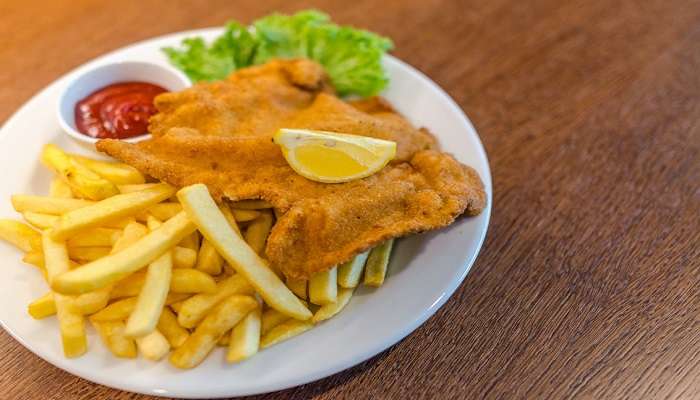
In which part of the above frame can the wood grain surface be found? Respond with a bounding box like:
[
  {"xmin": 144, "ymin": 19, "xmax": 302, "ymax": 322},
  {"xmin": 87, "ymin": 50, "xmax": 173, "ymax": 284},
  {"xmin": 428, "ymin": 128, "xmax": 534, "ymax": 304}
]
[{"xmin": 1, "ymin": 0, "xmax": 699, "ymax": 399}]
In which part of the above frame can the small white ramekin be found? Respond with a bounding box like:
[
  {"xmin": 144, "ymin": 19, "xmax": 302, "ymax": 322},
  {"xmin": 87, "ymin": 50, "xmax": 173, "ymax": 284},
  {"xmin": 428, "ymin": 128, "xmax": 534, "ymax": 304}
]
[{"xmin": 57, "ymin": 61, "xmax": 191, "ymax": 150}]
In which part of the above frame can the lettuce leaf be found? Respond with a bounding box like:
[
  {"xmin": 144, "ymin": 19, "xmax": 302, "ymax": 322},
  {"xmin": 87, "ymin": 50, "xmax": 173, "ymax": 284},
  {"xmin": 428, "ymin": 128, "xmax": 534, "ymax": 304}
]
[{"xmin": 162, "ymin": 10, "xmax": 393, "ymax": 96}]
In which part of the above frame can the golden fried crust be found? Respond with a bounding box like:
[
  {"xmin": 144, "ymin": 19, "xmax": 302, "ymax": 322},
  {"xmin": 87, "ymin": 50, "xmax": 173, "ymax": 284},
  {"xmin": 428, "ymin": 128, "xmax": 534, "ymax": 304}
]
[
  {"xmin": 97, "ymin": 130, "xmax": 486, "ymax": 279},
  {"xmin": 148, "ymin": 59, "xmax": 435, "ymax": 162}
]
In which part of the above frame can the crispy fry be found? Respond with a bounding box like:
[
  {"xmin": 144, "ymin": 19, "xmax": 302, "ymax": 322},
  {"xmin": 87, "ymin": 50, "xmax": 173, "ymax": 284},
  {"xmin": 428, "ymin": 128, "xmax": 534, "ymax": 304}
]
[
  {"xmin": 70, "ymin": 154, "xmax": 145, "ymax": 185},
  {"xmin": 111, "ymin": 269, "xmax": 215, "ymax": 299},
  {"xmin": 68, "ymin": 246, "xmax": 111, "ymax": 262},
  {"xmin": 91, "ymin": 320, "xmax": 137, "ymax": 358},
  {"xmin": 179, "ymin": 231, "xmax": 200, "ymax": 251},
  {"xmin": 312, "ymin": 287, "xmax": 354, "ymax": 323},
  {"xmin": 195, "ymin": 239, "xmax": 223, "ymax": 275},
  {"xmin": 157, "ymin": 308, "xmax": 189, "ymax": 348},
  {"xmin": 118, "ymin": 183, "xmax": 160, "ymax": 194},
  {"xmin": 135, "ymin": 329, "xmax": 170, "ymax": 361},
  {"xmin": 261, "ymin": 308, "xmax": 291, "ymax": 335},
  {"xmin": 11, "ymin": 195, "xmax": 93, "ymax": 215},
  {"xmin": 173, "ymin": 246, "xmax": 197, "ymax": 268},
  {"xmin": 49, "ymin": 178, "xmax": 74, "ymax": 198},
  {"xmin": 243, "ymin": 211, "xmax": 273, "ymax": 255},
  {"xmin": 42, "ymin": 230, "xmax": 87, "ymax": 358},
  {"xmin": 51, "ymin": 212, "xmax": 195, "ymax": 294},
  {"xmin": 28, "ymin": 292, "xmax": 56, "ymax": 319},
  {"xmin": 50, "ymin": 183, "xmax": 175, "ymax": 240},
  {"xmin": 177, "ymin": 184, "xmax": 311, "ymax": 320},
  {"xmin": 67, "ymin": 228, "xmax": 121, "ymax": 248},
  {"xmin": 169, "ymin": 295, "xmax": 257, "ymax": 369},
  {"xmin": 74, "ymin": 288, "xmax": 111, "ymax": 315},
  {"xmin": 0, "ymin": 220, "xmax": 41, "ymax": 252},
  {"xmin": 232, "ymin": 209, "xmax": 261, "ymax": 222},
  {"xmin": 90, "ymin": 297, "xmax": 138, "ymax": 322},
  {"xmin": 23, "ymin": 212, "xmax": 133, "ymax": 230},
  {"xmin": 338, "ymin": 251, "xmax": 369, "ymax": 288},
  {"xmin": 170, "ymin": 300, "xmax": 185, "ymax": 313},
  {"xmin": 218, "ymin": 203, "xmax": 242, "ymax": 236},
  {"xmin": 41, "ymin": 144, "xmax": 120, "ymax": 200},
  {"xmin": 217, "ymin": 330, "xmax": 231, "ymax": 346},
  {"xmin": 364, "ymin": 239, "xmax": 394, "ymax": 287},
  {"xmin": 137, "ymin": 202, "xmax": 183, "ymax": 222},
  {"xmin": 177, "ymin": 274, "xmax": 254, "ymax": 328},
  {"xmin": 125, "ymin": 248, "xmax": 172, "ymax": 337},
  {"xmin": 232, "ymin": 200, "xmax": 273, "ymax": 210},
  {"xmin": 260, "ymin": 319, "xmax": 314, "ymax": 349},
  {"xmin": 227, "ymin": 305, "xmax": 261, "ymax": 363},
  {"xmin": 309, "ymin": 267, "xmax": 338, "ymax": 305},
  {"xmin": 286, "ymin": 277, "xmax": 307, "ymax": 300}
]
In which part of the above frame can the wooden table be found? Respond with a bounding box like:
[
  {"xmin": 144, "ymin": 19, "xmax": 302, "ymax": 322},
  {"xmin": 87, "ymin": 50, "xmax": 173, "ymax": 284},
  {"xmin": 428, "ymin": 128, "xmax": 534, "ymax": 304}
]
[{"xmin": 2, "ymin": 0, "xmax": 699, "ymax": 398}]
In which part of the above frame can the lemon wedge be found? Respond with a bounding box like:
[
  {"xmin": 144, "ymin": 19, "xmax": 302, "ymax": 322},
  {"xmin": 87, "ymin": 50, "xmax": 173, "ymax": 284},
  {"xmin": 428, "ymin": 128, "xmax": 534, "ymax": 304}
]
[{"xmin": 273, "ymin": 129, "xmax": 397, "ymax": 183}]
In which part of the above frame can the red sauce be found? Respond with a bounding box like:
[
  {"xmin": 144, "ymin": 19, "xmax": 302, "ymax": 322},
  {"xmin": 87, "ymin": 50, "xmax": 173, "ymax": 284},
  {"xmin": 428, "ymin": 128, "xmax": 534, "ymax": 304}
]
[{"xmin": 74, "ymin": 82, "xmax": 167, "ymax": 139}]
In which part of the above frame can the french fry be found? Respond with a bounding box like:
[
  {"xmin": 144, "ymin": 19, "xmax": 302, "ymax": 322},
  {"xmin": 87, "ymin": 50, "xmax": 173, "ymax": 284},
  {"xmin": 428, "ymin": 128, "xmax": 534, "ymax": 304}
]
[
  {"xmin": 364, "ymin": 239, "xmax": 394, "ymax": 287},
  {"xmin": 23, "ymin": 212, "xmax": 133, "ymax": 230},
  {"xmin": 227, "ymin": 304, "xmax": 261, "ymax": 363},
  {"xmin": 137, "ymin": 203, "xmax": 183, "ymax": 222},
  {"xmin": 179, "ymin": 232, "xmax": 200, "ymax": 251},
  {"xmin": 177, "ymin": 274, "xmax": 254, "ymax": 328},
  {"xmin": 41, "ymin": 144, "xmax": 120, "ymax": 200},
  {"xmin": 90, "ymin": 297, "xmax": 138, "ymax": 322},
  {"xmin": 260, "ymin": 319, "xmax": 314, "ymax": 349},
  {"xmin": 173, "ymin": 246, "xmax": 197, "ymax": 268},
  {"xmin": 124, "ymin": 217, "xmax": 174, "ymax": 337},
  {"xmin": 74, "ymin": 288, "xmax": 111, "ymax": 315},
  {"xmin": 218, "ymin": 203, "xmax": 242, "ymax": 236},
  {"xmin": 195, "ymin": 239, "xmax": 222, "ymax": 275},
  {"xmin": 338, "ymin": 251, "xmax": 369, "ymax": 288},
  {"xmin": 28, "ymin": 292, "xmax": 56, "ymax": 319},
  {"xmin": 11, "ymin": 195, "xmax": 93, "ymax": 214},
  {"xmin": 0, "ymin": 220, "xmax": 41, "ymax": 252},
  {"xmin": 243, "ymin": 211, "xmax": 273, "ymax": 255},
  {"xmin": 126, "ymin": 252, "xmax": 173, "ymax": 343},
  {"xmin": 51, "ymin": 212, "xmax": 196, "ymax": 294},
  {"xmin": 309, "ymin": 267, "xmax": 338, "ymax": 305},
  {"xmin": 42, "ymin": 230, "xmax": 87, "ymax": 358},
  {"xmin": 118, "ymin": 183, "xmax": 161, "ymax": 194},
  {"xmin": 67, "ymin": 228, "xmax": 121, "ymax": 248},
  {"xmin": 70, "ymin": 154, "xmax": 145, "ymax": 185},
  {"xmin": 49, "ymin": 178, "xmax": 74, "ymax": 198},
  {"xmin": 69, "ymin": 246, "xmax": 111, "ymax": 262},
  {"xmin": 286, "ymin": 277, "xmax": 307, "ymax": 300},
  {"xmin": 232, "ymin": 209, "xmax": 260, "ymax": 222},
  {"xmin": 91, "ymin": 293, "xmax": 186, "ymax": 321},
  {"xmin": 169, "ymin": 295, "xmax": 257, "ymax": 369},
  {"xmin": 111, "ymin": 269, "xmax": 216, "ymax": 299},
  {"xmin": 217, "ymin": 330, "xmax": 231, "ymax": 347},
  {"xmin": 170, "ymin": 300, "xmax": 185, "ymax": 313},
  {"xmin": 22, "ymin": 251, "xmax": 78, "ymax": 272},
  {"xmin": 261, "ymin": 308, "xmax": 291, "ymax": 335},
  {"xmin": 50, "ymin": 183, "xmax": 176, "ymax": 240},
  {"xmin": 157, "ymin": 308, "xmax": 189, "ymax": 348},
  {"xmin": 135, "ymin": 329, "xmax": 170, "ymax": 361},
  {"xmin": 232, "ymin": 199, "xmax": 273, "ymax": 210},
  {"xmin": 312, "ymin": 287, "xmax": 354, "ymax": 323},
  {"xmin": 177, "ymin": 184, "xmax": 311, "ymax": 320},
  {"xmin": 91, "ymin": 320, "xmax": 137, "ymax": 358},
  {"xmin": 125, "ymin": 253, "xmax": 173, "ymax": 337}
]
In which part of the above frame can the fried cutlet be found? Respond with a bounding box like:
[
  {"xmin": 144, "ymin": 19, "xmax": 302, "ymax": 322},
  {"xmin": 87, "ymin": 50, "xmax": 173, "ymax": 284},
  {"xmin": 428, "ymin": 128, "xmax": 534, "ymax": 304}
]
[
  {"xmin": 97, "ymin": 59, "xmax": 486, "ymax": 279},
  {"xmin": 97, "ymin": 129, "xmax": 486, "ymax": 279},
  {"xmin": 148, "ymin": 59, "xmax": 436, "ymax": 162}
]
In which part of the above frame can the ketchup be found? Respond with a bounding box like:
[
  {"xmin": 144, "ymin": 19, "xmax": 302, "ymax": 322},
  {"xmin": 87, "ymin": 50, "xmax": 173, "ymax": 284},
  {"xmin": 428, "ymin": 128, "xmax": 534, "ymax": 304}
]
[{"xmin": 74, "ymin": 82, "xmax": 167, "ymax": 139}]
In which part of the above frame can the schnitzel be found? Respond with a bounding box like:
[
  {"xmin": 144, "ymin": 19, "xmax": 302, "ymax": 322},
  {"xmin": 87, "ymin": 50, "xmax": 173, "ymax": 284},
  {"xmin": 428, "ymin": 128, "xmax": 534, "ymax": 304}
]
[
  {"xmin": 149, "ymin": 59, "xmax": 436, "ymax": 161},
  {"xmin": 98, "ymin": 130, "xmax": 485, "ymax": 279},
  {"xmin": 97, "ymin": 59, "xmax": 486, "ymax": 279}
]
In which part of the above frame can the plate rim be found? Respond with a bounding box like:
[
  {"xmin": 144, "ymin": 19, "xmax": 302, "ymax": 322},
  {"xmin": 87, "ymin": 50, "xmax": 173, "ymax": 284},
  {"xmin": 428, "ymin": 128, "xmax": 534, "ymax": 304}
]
[{"xmin": 0, "ymin": 27, "xmax": 492, "ymax": 398}]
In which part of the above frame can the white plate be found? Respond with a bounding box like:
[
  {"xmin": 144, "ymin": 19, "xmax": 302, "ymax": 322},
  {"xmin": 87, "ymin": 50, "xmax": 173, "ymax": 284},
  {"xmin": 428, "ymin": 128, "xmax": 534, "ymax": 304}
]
[{"xmin": 0, "ymin": 28, "xmax": 492, "ymax": 398}]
